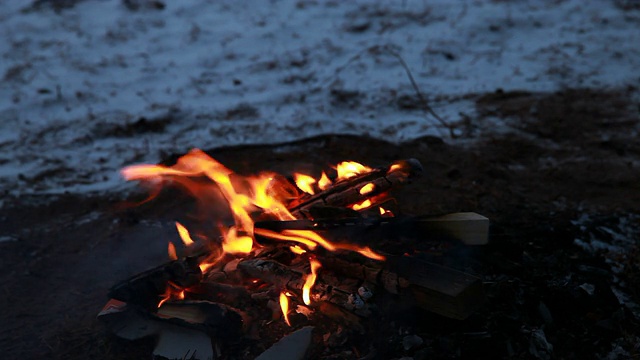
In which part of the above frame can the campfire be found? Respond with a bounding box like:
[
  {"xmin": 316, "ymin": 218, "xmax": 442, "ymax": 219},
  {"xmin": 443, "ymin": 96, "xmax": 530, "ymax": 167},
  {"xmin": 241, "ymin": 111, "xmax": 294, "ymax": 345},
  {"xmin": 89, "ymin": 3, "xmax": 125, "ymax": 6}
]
[{"xmin": 99, "ymin": 149, "xmax": 489, "ymax": 359}]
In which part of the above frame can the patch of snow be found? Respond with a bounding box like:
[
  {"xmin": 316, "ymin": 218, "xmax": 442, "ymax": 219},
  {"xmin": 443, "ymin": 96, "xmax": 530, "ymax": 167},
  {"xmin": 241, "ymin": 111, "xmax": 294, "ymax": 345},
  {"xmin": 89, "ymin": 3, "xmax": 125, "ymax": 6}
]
[
  {"xmin": 0, "ymin": 235, "xmax": 18, "ymax": 243},
  {"xmin": 0, "ymin": 0, "xmax": 638, "ymax": 194}
]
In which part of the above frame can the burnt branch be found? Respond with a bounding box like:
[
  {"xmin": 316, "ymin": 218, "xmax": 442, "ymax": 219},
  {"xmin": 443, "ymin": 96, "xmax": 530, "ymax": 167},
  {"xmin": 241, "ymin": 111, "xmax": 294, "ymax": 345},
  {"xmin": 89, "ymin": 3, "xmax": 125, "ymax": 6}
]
[{"xmin": 288, "ymin": 159, "xmax": 422, "ymax": 218}]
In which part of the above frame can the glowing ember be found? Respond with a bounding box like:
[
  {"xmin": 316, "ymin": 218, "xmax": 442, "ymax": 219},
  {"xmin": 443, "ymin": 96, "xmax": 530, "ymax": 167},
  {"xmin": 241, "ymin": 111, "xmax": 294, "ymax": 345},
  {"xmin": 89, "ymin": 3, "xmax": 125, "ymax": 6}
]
[
  {"xmin": 359, "ymin": 183, "xmax": 375, "ymax": 195},
  {"xmin": 352, "ymin": 199, "xmax": 372, "ymax": 211},
  {"xmin": 293, "ymin": 173, "xmax": 316, "ymax": 195},
  {"xmin": 279, "ymin": 292, "xmax": 291, "ymax": 326},
  {"xmin": 302, "ymin": 259, "xmax": 321, "ymax": 305},
  {"xmin": 175, "ymin": 222, "xmax": 195, "ymax": 246},
  {"xmin": 335, "ymin": 161, "xmax": 372, "ymax": 181},
  {"xmin": 318, "ymin": 171, "xmax": 331, "ymax": 190},
  {"xmin": 388, "ymin": 164, "xmax": 402, "ymax": 173}
]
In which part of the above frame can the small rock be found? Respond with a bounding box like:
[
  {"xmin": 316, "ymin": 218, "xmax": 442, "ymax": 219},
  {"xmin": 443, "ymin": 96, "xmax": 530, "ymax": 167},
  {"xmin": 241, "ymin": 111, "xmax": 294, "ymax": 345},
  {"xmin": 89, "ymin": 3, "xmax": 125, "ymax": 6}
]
[
  {"xmin": 358, "ymin": 286, "xmax": 373, "ymax": 300},
  {"xmin": 538, "ymin": 302, "xmax": 553, "ymax": 325},
  {"xmin": 579, "ymin": 283, "xmax": 596, "ymax": 296},
  {"xmin": 403, "ymin": 334, "xmax": 424, "ymax": 351}
]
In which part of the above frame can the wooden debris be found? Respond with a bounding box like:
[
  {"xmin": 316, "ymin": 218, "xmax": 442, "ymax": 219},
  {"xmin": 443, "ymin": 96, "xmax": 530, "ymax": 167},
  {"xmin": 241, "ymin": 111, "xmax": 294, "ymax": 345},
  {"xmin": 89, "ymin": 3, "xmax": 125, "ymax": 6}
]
[
  {"xmin": 394, "ymin": 256, "xmax": 485, "ymax": 320},
  {"xmin": 98, "ymin": 299, "xmax": 216, "ymax": 360},
  {"xmin": 415, "ymin": 212, "xmax": 489, "ymax": 245},
  {"xmin": 98, "ymin": 299, "xmax": 159, "ymax": 340},
  {"xmin": 109, "ymin": 256, "xmax": 202, "ymax": 310},
  {"xmin": 153, "ymin": 323, "xmax": 214, "ymax": 360},
  {"xmin": 155, "ymin": 300, "xmax": 245, "ymax": 340}
]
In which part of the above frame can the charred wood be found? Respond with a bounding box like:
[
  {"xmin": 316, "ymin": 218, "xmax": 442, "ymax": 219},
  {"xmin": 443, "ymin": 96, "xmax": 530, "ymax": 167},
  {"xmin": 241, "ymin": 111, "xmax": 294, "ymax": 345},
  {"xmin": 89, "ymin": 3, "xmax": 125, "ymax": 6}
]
[
  {"xmin": 109, "ymin": 256, "xmax": 202, "ymax": 311},
  {"xmin": 288, "ymin": 159, "xmax": 422, "ymax": 218},
  {"xmin": 237, "ymin": 259, "xmax": 364, "ymax": 315}
]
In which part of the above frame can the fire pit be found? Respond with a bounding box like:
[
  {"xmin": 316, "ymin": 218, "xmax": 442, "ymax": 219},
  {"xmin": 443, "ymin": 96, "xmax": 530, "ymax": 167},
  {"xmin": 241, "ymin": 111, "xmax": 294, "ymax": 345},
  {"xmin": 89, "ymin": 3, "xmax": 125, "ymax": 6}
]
[{"xmin": 98, "ymin": 149, "xmax": 488, "ymax": 359}]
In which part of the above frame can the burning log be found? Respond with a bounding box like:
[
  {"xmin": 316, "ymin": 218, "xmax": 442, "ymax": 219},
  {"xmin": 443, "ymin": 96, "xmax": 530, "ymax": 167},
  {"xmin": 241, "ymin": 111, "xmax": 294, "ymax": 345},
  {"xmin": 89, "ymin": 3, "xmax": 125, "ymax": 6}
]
[
  {"xmin": 155, "ymin": 300, "xmax": 245, "ymax": 339},
  {"xmin": 288, "ymin": 159, "xmax": 423, "ymax": 218},
  {"xmin": 109, "ymin": 256, "xmax": 202, "ymax": 310}
]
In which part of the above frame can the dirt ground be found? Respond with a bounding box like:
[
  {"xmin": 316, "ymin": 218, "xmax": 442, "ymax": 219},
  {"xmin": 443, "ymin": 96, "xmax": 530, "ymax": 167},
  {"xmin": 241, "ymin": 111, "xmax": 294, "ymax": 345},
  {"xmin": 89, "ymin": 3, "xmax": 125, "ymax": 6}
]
[{"xmin": 1, "ymin": 87, "xmax": 639, "ymax": 359}]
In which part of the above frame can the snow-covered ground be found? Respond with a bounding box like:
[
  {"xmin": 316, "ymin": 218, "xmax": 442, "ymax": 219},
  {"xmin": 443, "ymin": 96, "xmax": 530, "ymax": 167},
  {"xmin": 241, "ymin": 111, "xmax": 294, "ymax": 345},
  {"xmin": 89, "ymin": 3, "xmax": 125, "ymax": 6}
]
[{"xmin": 1, "ymin": 0, "xmax": 638, "ymax": 195}]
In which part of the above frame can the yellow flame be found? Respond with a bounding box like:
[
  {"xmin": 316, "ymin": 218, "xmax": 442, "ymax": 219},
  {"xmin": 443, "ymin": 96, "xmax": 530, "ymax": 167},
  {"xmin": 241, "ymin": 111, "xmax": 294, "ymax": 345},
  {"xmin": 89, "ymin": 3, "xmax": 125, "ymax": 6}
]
[
  {"xmin": 122, "ymin": 150, "xmax": 388, "ymax": 275},
  {"xmin": 352, "ymin": 199, "xmax": 372, "ymax": 211},
  {"xmin": 302, "ymin": 259, "xmax": 322, "ymax": 305},
  {"xmin": 221, "ymin": 227, "xmax": 254, "ymax": 254},
  {"xmin": 318, "ymin": 171, "xmax": 332, "ymax": 190},
  {"xmin": 359, "ymin": 183, "xmax": 375, "ymax": 195},
  {"xmin": 379, "ymin": 206, "xmax": 394, "ymax": 217},
  {"xmin": 279, "ymin": 292, "xmax": 291, "ymax": 326},
  {"xmin": 335, "ymin": 161, "xmax": 372, "ymax": 181},
  {"xmin": 290, "ymin": 245, "xmax": 307, "ymax": 255},
  {"xmin": 175, "ymin": 222, "xmax": 195, "ymax": 246},
  {"xmin": 254, "ymin": 228, "xmax": 319, "ymax": 250},
  {"xmin": 293, "ymin": 173, "xmax": 316, "ymax": 195}
]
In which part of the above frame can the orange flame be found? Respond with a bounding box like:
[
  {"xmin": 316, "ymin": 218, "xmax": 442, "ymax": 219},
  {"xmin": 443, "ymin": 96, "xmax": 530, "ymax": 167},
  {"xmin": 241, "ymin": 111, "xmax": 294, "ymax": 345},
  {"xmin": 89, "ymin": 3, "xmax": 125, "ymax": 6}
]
[
  {"xmin": 167, "ymin": 242, "xmax": 177, "ymax": 260},
  {"xmin": 318, "ymin": 171, "xmax": 331, "ymax": 190},
  {"xmin": 356, "ymin": 246, "xmax": 386, "ymax": 261},
  {"xmin": 302, "ymin": 259, "xmax": 321, "ymax": 305},
  {"xmin": 157, "ymin": 281, "xmax": 185, "ymax": 308},
  {"xmin": 158, "ymin": 291, "xmax": 170, "ymax": 308},
  {"xmin": 279, "ymin": 292, "xmax": 291, "ymax": 326},
  {"xmin": 293, "ymin": 173, "xmax": 316, "ymax": 195},
  {"xmin": 122, "ymin": 150, "xmax": 387, "ymax": 275},
  {"xmin": 175, "ymin": 222, "xmax": 195, "ymax": 246}
]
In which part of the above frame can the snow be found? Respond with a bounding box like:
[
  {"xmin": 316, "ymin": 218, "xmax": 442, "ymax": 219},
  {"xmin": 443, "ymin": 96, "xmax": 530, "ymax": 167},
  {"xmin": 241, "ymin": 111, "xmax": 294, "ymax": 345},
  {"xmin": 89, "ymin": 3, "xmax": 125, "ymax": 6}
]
[{"xmin": 0, "ymin": 0, "xmax": 639, "ymax": 195}]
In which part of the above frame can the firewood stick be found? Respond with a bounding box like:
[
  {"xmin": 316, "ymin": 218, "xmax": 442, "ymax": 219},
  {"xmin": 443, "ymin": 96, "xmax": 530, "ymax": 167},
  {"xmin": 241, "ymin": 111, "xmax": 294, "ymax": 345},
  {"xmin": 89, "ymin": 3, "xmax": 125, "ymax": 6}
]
[{"xmin": 288, "ymin": 159, "xmax": 422, "ymax": 218}]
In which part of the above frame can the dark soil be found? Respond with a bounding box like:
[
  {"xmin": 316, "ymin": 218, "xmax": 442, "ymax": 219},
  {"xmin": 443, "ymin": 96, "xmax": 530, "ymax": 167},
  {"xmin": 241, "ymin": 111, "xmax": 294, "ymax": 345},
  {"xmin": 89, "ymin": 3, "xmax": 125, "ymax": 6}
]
[{"xmin": 1, "ymin": 87, "xmax": 639, "ymax": 359}]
